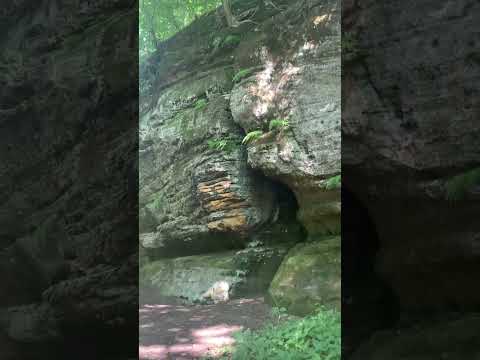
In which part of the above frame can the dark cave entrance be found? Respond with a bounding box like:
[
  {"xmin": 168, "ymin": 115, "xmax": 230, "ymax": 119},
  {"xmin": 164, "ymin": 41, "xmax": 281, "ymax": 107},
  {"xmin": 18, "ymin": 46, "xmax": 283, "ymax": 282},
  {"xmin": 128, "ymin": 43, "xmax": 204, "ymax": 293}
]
[
  {"xmin": 233, "ymin": 176, "xmax": 307, "ymax": 298},
  {"xmin": 342, "ymin": 187, "xmax": 399, "ymax": 357},
  {"xmin": 254, "ymin": 177, "xmax": 307, "ymax": 247}
]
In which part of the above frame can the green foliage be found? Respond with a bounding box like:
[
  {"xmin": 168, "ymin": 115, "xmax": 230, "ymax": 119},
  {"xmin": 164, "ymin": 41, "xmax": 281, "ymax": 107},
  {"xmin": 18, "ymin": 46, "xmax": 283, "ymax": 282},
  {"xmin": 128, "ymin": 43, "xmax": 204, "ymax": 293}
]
[
  {"xmin": 324, "ymin": 175, "xmax": 341, "ymax": 190},
  {"xmin": 139, "ymin": 0, "xmax": 222, "ymax": 59},
  {"xmin": 226, "ymin": 307, "xmax": 340, "ymax": 360},
  {"xmin": 269, "ymin": 118, "xmax": 290, "ymax": 131},
  {"xmin": 207, "ymin": 135, "xmax": 241, "ymax": 153},
  {"xmin": 233, "ymin": 68, "xmax": 254, "ymax": 83},
  {"xmin": 242, "ymin": 130, "xmax": 263, "ymax": 145},
  {"xmin": 194, "ymin": 98, "xmax": 208, "ymax": 110},
  {"xmin": 223, "ymin": 34, "xmax": 241, "ymax": 47},
  {"xmin": 446, "ymin": 167, "xmax": 480, "ymax": 200}
]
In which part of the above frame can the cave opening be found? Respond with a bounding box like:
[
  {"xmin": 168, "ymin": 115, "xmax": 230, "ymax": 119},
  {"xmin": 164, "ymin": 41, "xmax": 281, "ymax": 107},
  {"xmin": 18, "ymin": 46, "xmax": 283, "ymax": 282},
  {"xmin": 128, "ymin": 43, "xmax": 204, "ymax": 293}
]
[
  {"xmin": 342, "ymin": 187, "xmax": 399, "ymax": 357},
  {"xmin": 253, "ymin": 177, "xmax": 307, "ymax": 247}
]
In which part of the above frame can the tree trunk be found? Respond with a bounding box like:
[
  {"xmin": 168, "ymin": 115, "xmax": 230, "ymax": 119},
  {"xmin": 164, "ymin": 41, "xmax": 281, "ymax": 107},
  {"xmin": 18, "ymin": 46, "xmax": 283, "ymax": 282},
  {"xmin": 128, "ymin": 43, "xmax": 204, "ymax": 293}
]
[{"xmin": 223, "ymin": 0, "xmax": 236, "ymax": 27}]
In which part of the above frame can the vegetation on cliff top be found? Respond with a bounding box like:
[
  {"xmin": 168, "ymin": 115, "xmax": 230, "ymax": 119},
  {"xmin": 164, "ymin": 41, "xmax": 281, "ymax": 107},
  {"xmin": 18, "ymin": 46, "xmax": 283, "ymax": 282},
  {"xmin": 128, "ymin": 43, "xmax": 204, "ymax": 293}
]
[{"xmin": 140, "ymin": 0, "xmax": 222, "ymax": 58}]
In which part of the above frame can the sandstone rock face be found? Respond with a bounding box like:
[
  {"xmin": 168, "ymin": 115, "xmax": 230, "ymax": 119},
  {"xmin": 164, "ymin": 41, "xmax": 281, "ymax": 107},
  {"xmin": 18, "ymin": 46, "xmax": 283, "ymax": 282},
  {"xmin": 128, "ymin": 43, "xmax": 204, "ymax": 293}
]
[
  {"xmin": 268, "ymin": 237, "xmax": 341, "ymax": 315},
  {"xmin": 139, "ymin": 0, "xmax": 341, "ymax": 304},
  {"xmin": 229, "ymin": 0, "xmax": 341, "ymax": 238},
  {"xmin": 0, "ymin": 0, "xmax": 138, "ymax": 357},
  {"xmin": 139, "ymin": 71, "xmax": 278, "ymax": 256},
  {"xmin": 342, "ymin": 0, "xmax": 480, "ymax": 356}
]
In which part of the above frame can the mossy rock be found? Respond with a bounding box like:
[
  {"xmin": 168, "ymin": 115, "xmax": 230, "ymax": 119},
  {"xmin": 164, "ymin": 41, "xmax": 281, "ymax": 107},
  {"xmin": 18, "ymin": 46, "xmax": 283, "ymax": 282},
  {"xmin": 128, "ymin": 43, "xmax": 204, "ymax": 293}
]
[{"xmin": 268, "ymin": 237, "xmax": 341, "ymax": 316}]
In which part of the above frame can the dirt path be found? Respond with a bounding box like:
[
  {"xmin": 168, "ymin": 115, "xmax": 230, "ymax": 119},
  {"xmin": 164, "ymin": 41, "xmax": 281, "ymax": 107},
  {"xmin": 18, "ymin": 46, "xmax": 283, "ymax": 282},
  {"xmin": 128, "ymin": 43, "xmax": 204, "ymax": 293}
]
[{"xmin": 139, "ymin": 296, "xmax": 271, "ymax": 360}]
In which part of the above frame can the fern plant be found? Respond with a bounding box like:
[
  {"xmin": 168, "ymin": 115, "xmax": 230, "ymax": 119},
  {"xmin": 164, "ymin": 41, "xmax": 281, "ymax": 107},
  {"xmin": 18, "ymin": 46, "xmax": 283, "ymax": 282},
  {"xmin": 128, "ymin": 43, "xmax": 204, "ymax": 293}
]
[
  {"xmin": 242, "ymin": 130, "xmax": 263, "ymax": 145},
  {"xmin": 195, "ymin": 98, "xmax": 208, "ymax": 111},
  {"xmin": 325, "ymin": 175, "xmax": 341, "ymax": 190},
  {"xmin": 445, "ymin": 167, "xmax": 480, "ymax": 200},
  {"xmin": 208, "ymin": 136, "xmax": 241, "ymax": 153},
  {"xmin": 269, "ymin": 118, "xmax": 290, "ymax": 131},
  {"xmin": 233, "ymin": 68, "xmax": 254, "ymax": 83}
]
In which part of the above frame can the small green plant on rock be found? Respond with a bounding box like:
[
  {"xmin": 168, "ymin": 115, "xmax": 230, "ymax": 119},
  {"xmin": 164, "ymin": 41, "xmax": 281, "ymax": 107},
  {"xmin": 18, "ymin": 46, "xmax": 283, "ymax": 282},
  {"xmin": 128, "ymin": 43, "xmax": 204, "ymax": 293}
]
[
  {"xmin": 269, "ymin": 118, "xmax": 290, "ymax": 131},
  {"xmin": 208, "ymin": 135, "xmax": 241, "ymax": 153},
  {"xmin": 233, "ymin": 68, "xmax": 254, "ymax": 83},
  {"xmin": 223, "ymin": 34, "xmax": 241, "ymax": 47},
  {"xmin": 325, "ymin": 175, "xmax": 341, "ymax": 190},
  {"xmin": 195, "ymin": 98, "xmax": 208, "ymax": 111},
  {"xmin": 242, "ymin": 130, "xmax": 263, "ymax": 145},
  {"xmin": 446, "ymin": 167, "xmax": 480, "ymax": 201}
]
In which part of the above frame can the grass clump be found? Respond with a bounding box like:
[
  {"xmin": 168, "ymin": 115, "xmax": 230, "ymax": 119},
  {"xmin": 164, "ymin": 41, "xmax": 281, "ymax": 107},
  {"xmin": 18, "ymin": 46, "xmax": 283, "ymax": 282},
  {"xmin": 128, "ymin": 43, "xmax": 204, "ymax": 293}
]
[
  {"xmin": 233, "ymin": 68, "xmax": 254, "ymax": 83},
  {"xmin": 445, "ymin": 167, "xmax": 480, "ymax": 200},
  {"xmin": 225, "ymin": 307, "xmax": 340, "ymax": 360},
  {"xmin": 195, "ymin": 98, "xmax": 208, "ymax": 111},
  {"xmin": 242, "ymin": 130, "xmax": 263, "ymax": 145},
  {"xmin": 324, "ymin": 175, "xmax": 341, "ymax": 190},
  {"xmin": 269, "ymin": 118, "xmax": 290, "ymax": 131}
]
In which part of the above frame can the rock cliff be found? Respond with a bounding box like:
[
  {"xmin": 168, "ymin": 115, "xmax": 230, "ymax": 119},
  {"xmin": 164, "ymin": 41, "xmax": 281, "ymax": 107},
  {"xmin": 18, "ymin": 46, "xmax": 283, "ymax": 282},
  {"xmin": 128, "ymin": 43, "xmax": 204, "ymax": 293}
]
[
  {"xmin": 343, "ymin": 0, "xmax": 480, "ymax": 356},
  {"xmin": 140, "ymin": 0, "xmax": 341, "ymax": 315},
  {"xmin": 0, "ymin": 1, "xmax": 138, "ymax": 358}
]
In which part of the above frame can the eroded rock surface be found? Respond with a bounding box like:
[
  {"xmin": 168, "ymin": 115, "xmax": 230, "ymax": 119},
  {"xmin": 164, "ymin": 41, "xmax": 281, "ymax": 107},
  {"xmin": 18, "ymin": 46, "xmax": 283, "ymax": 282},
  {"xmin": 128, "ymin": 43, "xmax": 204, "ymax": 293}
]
[
  {"xmin": 139, "ymin": 0, "xmax": 341, "ymax": 305},
  {"xmin": 343, "ymin": 0, "xmax": 480, "ymax": 356},
  {"xmin": 0, "ymin": 1, "xmax": 138, "ymax": 358}
]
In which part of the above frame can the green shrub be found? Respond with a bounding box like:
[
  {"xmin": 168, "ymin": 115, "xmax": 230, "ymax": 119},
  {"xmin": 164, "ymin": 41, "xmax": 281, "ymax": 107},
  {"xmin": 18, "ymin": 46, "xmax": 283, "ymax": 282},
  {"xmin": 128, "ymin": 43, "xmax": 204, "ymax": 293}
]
[
  {"xmin": 324, "ymin": 175, "xmax": 341, "ymax": 190},
  {"xmin": 446, "ymin": 167, "xmax": 480, "ymax": 200},
  {"xmin": 242, "ymin": 130, "xmax": 263, "ymax": 145},
  {"xmin": 269, "ymin": 118, "xmax": 290, "ymax": 131},
  {"xmin": 233, "ymin": 68, "xmax": 254, "ymax": 83},
  {"xmin": 195, "ymin": 98, "xmax": 208, "ymax": 110},
  {"xmin": 226, "ymin": 307, "xmax": 340, "ymax": 360}
]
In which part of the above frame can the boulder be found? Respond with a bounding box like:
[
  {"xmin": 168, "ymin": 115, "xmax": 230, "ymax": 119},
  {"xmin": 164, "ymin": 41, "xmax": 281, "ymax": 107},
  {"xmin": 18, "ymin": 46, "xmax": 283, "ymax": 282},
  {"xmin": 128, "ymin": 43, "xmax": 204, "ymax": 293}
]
[{"xmin": 268, "ymin": 237, "xmax": 341, "ymax": 315}]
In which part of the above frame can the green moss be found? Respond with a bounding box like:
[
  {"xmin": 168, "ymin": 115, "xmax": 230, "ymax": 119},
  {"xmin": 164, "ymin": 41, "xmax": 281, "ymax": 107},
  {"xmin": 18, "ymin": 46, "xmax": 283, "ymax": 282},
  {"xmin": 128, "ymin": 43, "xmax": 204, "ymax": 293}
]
[{"xmin": 269, "ymin": 237, "xmax": 341, "ymax": 315}]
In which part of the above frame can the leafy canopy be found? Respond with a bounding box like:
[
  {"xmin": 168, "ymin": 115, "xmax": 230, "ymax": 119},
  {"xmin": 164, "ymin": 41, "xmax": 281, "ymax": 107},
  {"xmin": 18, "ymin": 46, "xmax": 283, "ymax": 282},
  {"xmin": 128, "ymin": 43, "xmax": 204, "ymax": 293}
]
[{"xmin": 139, "ymin": 0, "xmax": 222, "ymax": 59}]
